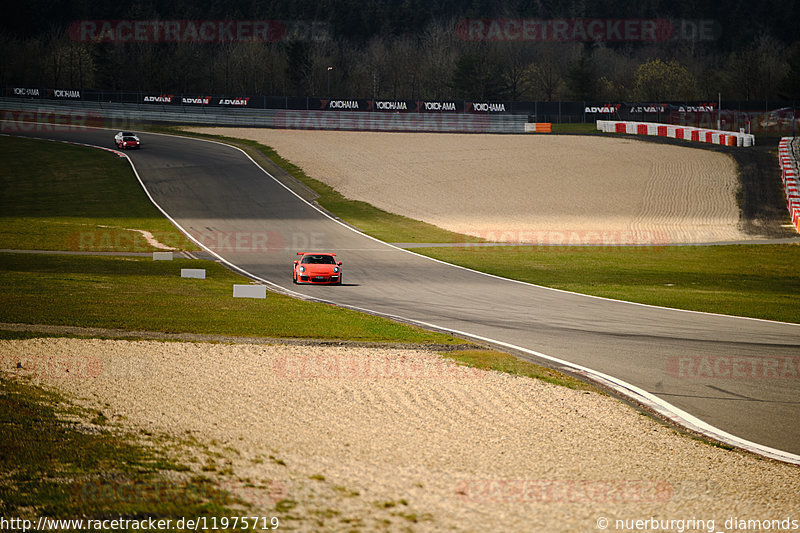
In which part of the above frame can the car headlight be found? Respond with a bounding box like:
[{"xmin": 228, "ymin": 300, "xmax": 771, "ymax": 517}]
[
  {"xmin": 298, "ymin": 266, "xmax": 305, "ymax": 273},
  {"xmin": 333, "ymin": 267, "xmax": 340, "ymax": 273}
]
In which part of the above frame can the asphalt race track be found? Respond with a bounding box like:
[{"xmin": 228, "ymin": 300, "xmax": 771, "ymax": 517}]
[{"xmin": 7, "ymin": 126, "xmax": 800, "ymax": 462}]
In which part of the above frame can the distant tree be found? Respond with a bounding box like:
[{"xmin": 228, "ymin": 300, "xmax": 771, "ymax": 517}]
[
  {"xmin": 722, "ymin": 47, "xmax": 759, "ymax": 100},
  {"xmin": 528, "ymin": 43, "xmax": 572, "ymax": 101},
  {"xmin": 633, "ymin": 58, "xmax": 697, "ymax": 101},
  {"xmin": 289, "ymin": 49, "xmax": 315, "ymax": 97},
  {"xmin": 0, "ymin": 35, "xmax": 47, "ymax": 87},
  {"xmin": 449, "ymin": 51, "xmax": 505, "ymax": 100},
  {"xmin": 42, "ymin": 31, "xmax": 95, "ymax": 88},
  {"xmin": 211, "ymin": 44, "xmax": 236, "ymax": 94},
  {"xmin": 596, "ymin": 76, "xmax": 624, "ymax": 100},
  {"xmin": 566, "ymin": 54, "xmax": 599, "ymax": 101},
  {"xmin": 354, "ymin": 36, "xmax": 389, "ymax": 99},
  {"xmin": 169, "ymin": 42, "xmax": 208, "ymax": 93},
  {"xmin": 284, "ymin": 41, "xmax": 314, "ymax": 96},
  {"xmin": 386, "ymin": 36, "xmax": 421, "ymax": 99},
  {"xmin": 779, "ymin": 41, "xmax": 800, "ymax": 99},
  {"xmin": 494, "ymin": 42, "xmax": 534, "ymax": 102},
  {"xmin": 721, "ymin": 36, "xmax": 787, "ymax": 100},
  {"xmin": 592, "ymin": 43, "xmax": 638, "ymax": 100},
  {"xmin": 222, "ymin": 42, "xmax": 287, "ymax": 95},
  {"xmin": 694, "ymin": 67, "xmax": 725, "ymax": 101},
  {"xmin": 528, "ymin": 60, "xmax": 563, "ymax": 101},
  {"xmin": 418, "ymin": 21, "xmax": 460, "ymax": 100}
]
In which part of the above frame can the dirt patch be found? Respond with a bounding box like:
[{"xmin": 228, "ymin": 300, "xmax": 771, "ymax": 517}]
[
  {"xmin": 192, "ymin": 129, "xmax": 758, "ymax": 244},
  {"xmin": 734, "ymin": 143, "xmax": 798, "ymax": 237},
  {"xmin": 5, "ymin": 338, "xmax": 798, "ymax": 531}
]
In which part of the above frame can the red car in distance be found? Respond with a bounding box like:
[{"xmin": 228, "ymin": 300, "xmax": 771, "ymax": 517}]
[
  {"xmin": 114, "ymin": 131, "xmax": 141, "ymax": 149},
  {"xmin": 293, "ymin": 252, "xmax": 342, "ymax": 285}
]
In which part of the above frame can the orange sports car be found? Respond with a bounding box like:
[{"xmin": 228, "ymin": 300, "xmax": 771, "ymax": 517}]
[{"xmin": 292, "ymin": 252, "xmax": 342, "ymax": 285}]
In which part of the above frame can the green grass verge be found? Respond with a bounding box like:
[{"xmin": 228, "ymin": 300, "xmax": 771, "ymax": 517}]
[
  {"xmin": 0, "ymin": 252, "xmax": 460, "ymax": 343},
  {"xmin": 163, "ymin": 127, "xmax": 485, "ymax": 244},
  {"xmin": 413, "ymin": 244, "xmax": 800, "ymax": 323},
  {"xmin": 443, "ymin": 349, "xmax": 597, "ymax": 391},
  {"xmin": 0, "ymin": 330, "xmax": 82, "ymax": 341},
  {"xmin": 0, "ymin": 136, "xmax": 197, "ymax": 252},
  {"xmin": 551, "ymin": 123, "xmax": 600, "ymax": 134},
  {"xmin": 0, "ymin": 377, "xmax": 255, "ymax": 531}
]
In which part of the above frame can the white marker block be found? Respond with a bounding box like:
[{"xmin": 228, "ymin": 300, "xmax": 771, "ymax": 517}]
[
  {"xmin": 153, "ymin": 252, "xmax": 173, "ymax": 261},
  {"xmin": 181, "ymin": 269, "xmax": 206, "ymax": 279},
  {"xmin": 233, "ymin": 284, "xmax": 267, "ymax": 299}
]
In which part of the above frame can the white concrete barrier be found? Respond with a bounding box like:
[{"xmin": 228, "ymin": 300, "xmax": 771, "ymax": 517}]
[
  {"xmin": 233, "ymin": 284, "xmax": 267, "ymax": 299},
  {"xmin": 181, "ymin": 269, "xmax": 206, "ymax": 279},
  {"xmin": 779, "ymin": 138, "xmax": 800, "ymax": 233},
  {"xmin": 596, "ymin": 120, "xmax": 614, "ymax": 133},
  {"xmin": 596, "ymin": 120, "xmax": 755, "ymax": 147},
  {"xmin": 153, "ymin": 252, "xmax": 173, "ymax": 261}
]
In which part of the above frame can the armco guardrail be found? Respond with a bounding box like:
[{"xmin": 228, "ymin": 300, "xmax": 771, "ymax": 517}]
[
  {"xmin": 779, "ymin": 137, "xmax": 800, "ymax": 233},
  {"xmin": 596, "ymin": 120, "xmax": 755, "ymax": 147},
  {"xmin": 0, "ymin": 98, "xmax": 529, "ymax": 133}
]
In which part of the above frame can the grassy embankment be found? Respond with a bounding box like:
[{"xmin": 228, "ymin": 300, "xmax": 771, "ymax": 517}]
[{"xmin": 0, "ymin": 135, "xmax": 194, "ymax": 251}]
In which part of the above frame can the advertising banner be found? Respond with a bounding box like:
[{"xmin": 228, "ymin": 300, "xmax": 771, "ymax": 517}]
[
  {"xmin": 47, "ymin": 89, "xmax": 82, "ymax": 99},
  {"xmin": 8, "ymin": 87, "xmax": 42, "ymax": 98},
  {"xmin": 141, "ymin": 94, "xmax": 177, "ymax": 104},
  {"xmin": 311, "ymin": 98, "xmax": 371, "ymax": 111},
  {"xmin": 366, "ymin": 100, "xmax": 416, "ymax": 112}
]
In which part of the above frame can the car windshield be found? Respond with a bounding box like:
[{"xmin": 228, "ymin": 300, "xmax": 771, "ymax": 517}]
[
  {"xmin": 301, "ymin": 255, "xmax": 335, "ymax": 265},
  {"xmin": 121, "ymin": 132, "xmax": 135, "ymax": 136},
  {"xmin": 123, "ymin": 137, "xmax": 137, "ymax": 142}
]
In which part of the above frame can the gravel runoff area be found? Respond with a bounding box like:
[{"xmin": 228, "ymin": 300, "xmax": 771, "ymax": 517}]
[
  {"xmin": 4, "ymin": 338, "xmax": 798, "ymax": 531},
  {"xmin": 190, "ymin": 129, "xmax": 751, "ymax": 245}
]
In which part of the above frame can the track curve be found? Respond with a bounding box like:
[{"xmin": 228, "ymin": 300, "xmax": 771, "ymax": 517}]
[{"xmin": 6, "ymin": 126, "xmax": 800, "ymax": 462}]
